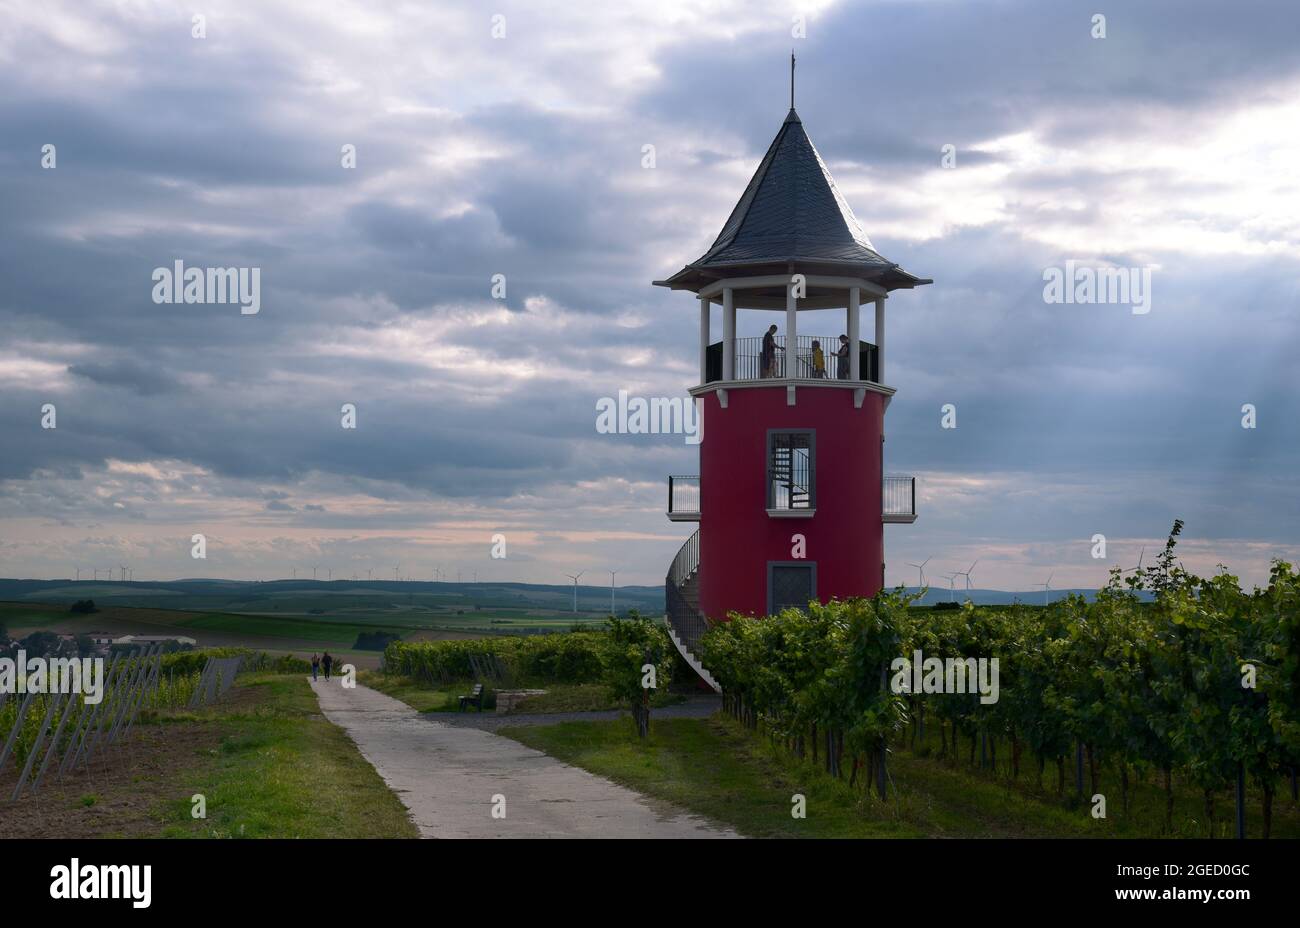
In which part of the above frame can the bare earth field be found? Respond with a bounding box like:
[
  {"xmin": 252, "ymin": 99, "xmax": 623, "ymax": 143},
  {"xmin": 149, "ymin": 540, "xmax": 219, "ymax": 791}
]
[
  {"xmin": 0, "ymin": 688, "xmax": 251, "ymax": 838},
  {"xmin": 0, "ymin": 675, "xmax": 419, "ymax": 839}
]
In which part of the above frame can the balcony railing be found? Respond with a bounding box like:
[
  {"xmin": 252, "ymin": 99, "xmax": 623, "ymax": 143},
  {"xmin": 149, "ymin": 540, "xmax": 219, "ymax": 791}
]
[
  {"xmin": 667, "ymin": 475, "xmax": 700, "ymax": 521},
  {"xmin": 705, "ymin": 336, "xmax": 877, "ymax": 384},
  {"xmin": 883, "ymin": 474, "xmax": 917, "ymax": 523}
]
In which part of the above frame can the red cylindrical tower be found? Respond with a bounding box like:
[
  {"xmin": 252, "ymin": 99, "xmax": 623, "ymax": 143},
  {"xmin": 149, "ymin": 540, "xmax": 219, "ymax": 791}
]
[
  {"xmin": 657, "ymin": 106, "xmax": 930, "ymax": 685},
  {"xmin": 697, "ymin": 386, "xmax": 885, "ymax": 620}
]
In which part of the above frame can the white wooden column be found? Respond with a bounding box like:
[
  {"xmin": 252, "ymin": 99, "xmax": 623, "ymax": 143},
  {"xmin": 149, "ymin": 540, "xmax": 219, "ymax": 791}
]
[
  {"xmin": 874, "ymin": 297, "xmax": 885, "ymax": 384},
  {"xmin": 847, "ymin": 286, "xmax": 860, "ymax": 381},
  {"xmin": 698, "ymin": 296, "xmax": 710, "ymax": 384},
  {"xmin": 785, "ymin": 279, "xmax": 798, "ymax": 378},
  {"xmin": 722, "ymin": 287, "xmax": 735, "ymax": 381}
]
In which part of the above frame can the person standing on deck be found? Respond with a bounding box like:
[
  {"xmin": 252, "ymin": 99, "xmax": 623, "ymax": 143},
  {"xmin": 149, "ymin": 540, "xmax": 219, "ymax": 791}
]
[
  {"xmin": 810, "ymin": 340, "xmax": 826, "ymax": 378},
  {"xmin": 834, "ymin": 334, "xmax": 850, "ymax": 380},
  {"xmin": 761, "ymin": 324, "xmax": 784, "ymax": 377}
]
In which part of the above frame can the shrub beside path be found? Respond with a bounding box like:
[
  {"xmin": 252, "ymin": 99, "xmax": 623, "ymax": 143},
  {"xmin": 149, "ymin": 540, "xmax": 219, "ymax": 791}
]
[{"xmin": 309, "ymin": 678, "xmax": 738, "ymax": 839}]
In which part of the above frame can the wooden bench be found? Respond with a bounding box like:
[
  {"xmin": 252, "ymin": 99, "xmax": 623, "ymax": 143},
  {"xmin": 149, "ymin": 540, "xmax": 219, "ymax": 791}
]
[{"xmin": 458, "ymin": 683, "xmax": 485, "ymax": 712}]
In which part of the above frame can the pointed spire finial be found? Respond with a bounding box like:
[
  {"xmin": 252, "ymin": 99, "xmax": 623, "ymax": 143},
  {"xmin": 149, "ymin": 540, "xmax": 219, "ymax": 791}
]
[{"xmin": 790, "ymin": 50, "xmax": 796, "ymax": 110}]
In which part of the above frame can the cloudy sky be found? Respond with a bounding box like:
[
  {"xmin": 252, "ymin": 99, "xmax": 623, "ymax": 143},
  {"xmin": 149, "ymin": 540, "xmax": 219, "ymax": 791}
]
[{"xmin": 1, "ymin": 0, "xmax": 1298, "ymax": 590}]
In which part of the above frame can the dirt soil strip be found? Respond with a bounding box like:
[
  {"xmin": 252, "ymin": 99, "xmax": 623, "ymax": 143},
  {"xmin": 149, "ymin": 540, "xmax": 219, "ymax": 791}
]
[
  {"xmin": 0, "ymin": 688, "xmax": 263, "ymax": 838},
  {"xmin": 309, "ymin": 678, "xmax": 738, "ymax": 839}
]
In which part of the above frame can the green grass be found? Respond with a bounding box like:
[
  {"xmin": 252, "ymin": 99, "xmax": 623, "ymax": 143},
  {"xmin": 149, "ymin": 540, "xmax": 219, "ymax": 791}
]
[
  {"xmin": 503, "ymin": 717, "xmax": 925, "ymax": 837},
  {"xmin": 503, "ymin": 717, "xmax": 1113, "ymax": 838},
  {"xmin": 0, "ymin": 597, "xmax": 613, "ymax": 643},
  {"xmin": 895, "ymin": 726, "xmax": 1300, "ymax": 838},
  {"xmin": 358, "ymin": 671, "xmax": 466, "ymax": 712},
  {"xmin": 173, "ymin": 611, "xmax": 408, "ymax": 644},
  {"xmin": 0, "ymin": 601, "xmax": 80, "ymax": 627},
  {"xmin": 158, "ymin": 673, "xmax": 417, "ymax": 838},
  {"xmin": 503, "ymin": 715, "xmax": 1300, "ymax": 839}
]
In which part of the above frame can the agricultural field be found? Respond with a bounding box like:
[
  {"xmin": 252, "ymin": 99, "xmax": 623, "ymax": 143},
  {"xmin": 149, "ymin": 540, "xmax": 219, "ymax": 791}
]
[
  {"xmin": 0, "ymin": 578, "xmax": 664, "ymax": 635},
  {"xmin": 0, "ymin": 662, "xmax": 416, "ymax": 838},
  {"xmin": 365, "ymin": 620, "xmax": 690, "ymax": 716},
  {"xmin": 0, "ymin": 576, "xmax": 667, "ymax": 676},
  {"xmin": 0, "ymin": 599, "xmax": 617, "ymax": 672},
  {"xmin": 0, "ymin": 601, "xmax": 474, "ymax": 670},
  {"xmin": 5, "ymin": 535, "xmax": 1294, "ymax": 844}
]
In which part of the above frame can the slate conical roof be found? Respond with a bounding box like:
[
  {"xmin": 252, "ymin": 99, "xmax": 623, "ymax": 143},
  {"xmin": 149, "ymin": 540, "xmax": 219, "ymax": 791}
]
[{"xmin": 656, "ymin": 109, "xmax": 930, "ymax": 293}]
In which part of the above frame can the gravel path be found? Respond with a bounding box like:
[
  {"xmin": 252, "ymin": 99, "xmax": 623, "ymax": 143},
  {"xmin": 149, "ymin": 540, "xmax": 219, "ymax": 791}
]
[
  {"xmin": 309, "ymin": 679, "xmax": 736, "ymax": 839},
  {"xmin": 434, "ymin": 694, "xmax": 722, "ymax": 731}
]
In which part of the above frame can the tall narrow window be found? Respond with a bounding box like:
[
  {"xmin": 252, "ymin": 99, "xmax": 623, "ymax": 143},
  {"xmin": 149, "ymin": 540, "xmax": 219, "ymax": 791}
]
[{"xmin": 767, "ymin": 430, "xmax": 815, "ymax": 511}]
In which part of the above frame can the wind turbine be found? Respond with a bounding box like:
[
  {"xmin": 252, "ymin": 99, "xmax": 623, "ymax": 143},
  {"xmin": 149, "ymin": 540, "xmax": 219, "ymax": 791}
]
[
  {"xmin": 565, "ymin": 571, "xmax": 584, "ymax": 613},
  {"xmin": 942, "ymin": 572, "xmax": 958, "ymax": 603},
  {"xmin": 609, "ymin": 569, "xmax": 618, "ymax": 615},
  {"xmin": 1035, "ymin": 572, "xmax": 1054, "ymax": 606},
  {"xmin": 76, "ymin": 567, "xmax": 81, "ymax": 581},
  {"xmin": 957, "ymin": 560, "xmax": 978, "ymax": 602},
  {"xmin": 367, "ymin": 568, "xmax": 373, "ymax": 581},
  {"xmin": 393, "ymin": 564, "xmax": 400, "ymax": 581},
  {"xmin": 120, "ymin": 565, "xmax": 129, "ymax": 582},
  {"xmin": 327, "ymin": 567, "xmax": 333, "ymax": 581},
  {"xmin": 1122, "ymin": 546, "xmax": 1146, "ymax": 576},
  {"xmin": 312, "ymin": 565, "xmax": 318, "ymax": 581},
  {"xmin": 907, "ymin": 556, "xmax": 932, "ymax": 590}
]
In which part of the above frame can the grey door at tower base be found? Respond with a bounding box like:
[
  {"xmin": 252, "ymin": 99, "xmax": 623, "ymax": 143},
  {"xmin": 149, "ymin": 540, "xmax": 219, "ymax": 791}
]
[{"xmin": 768, "ymin": 562, "xmax": 816, "ymax": 615}]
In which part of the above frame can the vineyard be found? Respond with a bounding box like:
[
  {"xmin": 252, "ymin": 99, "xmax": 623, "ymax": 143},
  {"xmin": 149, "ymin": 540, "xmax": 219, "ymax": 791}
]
[
  {"xmin": 0, "ymin": 647, "xmax": 311, "ymax": 804},
  {"xmin": 382, "ymin": 620, "xmax": 677, "ymax": 687},
  {"xmin": 700, "ymin": 526, "xmax": 1300, "ymax": 837}
]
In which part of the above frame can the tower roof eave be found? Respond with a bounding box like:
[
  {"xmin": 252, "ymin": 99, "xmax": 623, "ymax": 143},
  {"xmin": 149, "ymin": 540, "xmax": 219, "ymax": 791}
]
[
  {"xmin": 656, "ymin": 105, "xmax": 932, "ymax": 295},
  {"xmin": 653, "ymin": 260, "xmax": 932, "ymax": 294}
]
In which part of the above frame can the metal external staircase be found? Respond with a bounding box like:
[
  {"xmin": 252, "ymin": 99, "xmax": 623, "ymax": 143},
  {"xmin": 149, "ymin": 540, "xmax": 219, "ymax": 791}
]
[{"xmin": 664, "ymin": 529, "xmax": 721, "ymax": 692}]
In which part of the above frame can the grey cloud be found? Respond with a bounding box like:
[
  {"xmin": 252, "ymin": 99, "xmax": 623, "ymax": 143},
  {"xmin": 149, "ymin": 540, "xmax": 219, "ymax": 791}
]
[
  {"xmin": 1, "ymin": 0, "xmax": 1297, "ymax": 585},
  {"xmin": 67, "ymin": 359, "xmax": 185, "ymax": 395}
]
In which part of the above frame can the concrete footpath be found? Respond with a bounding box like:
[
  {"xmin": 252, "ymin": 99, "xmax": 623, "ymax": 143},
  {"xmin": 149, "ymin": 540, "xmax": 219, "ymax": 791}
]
[{"xmin": 309, "ymin": 678, "xmax": 738, "ymax": 839}]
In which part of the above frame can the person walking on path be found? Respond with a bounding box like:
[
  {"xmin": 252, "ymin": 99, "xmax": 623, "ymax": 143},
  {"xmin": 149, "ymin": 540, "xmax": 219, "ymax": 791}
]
[
  {"xmin": 311, "ymin": 653, "xmax": 320, "ymax": 681},
  {"xmin": 322, "ymin": 651, "xmax": 334, "ymax": 681}
]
